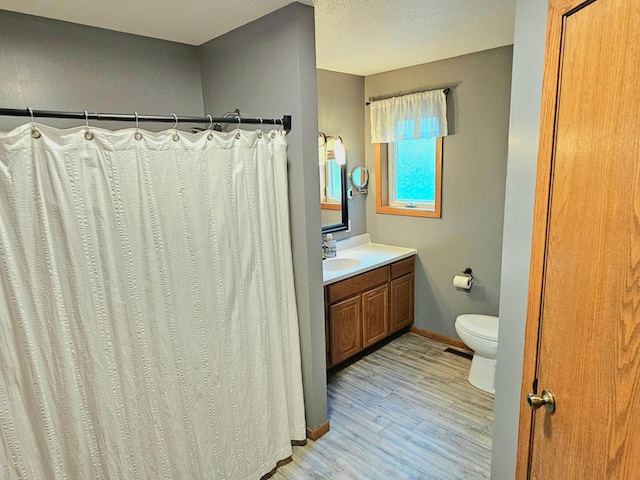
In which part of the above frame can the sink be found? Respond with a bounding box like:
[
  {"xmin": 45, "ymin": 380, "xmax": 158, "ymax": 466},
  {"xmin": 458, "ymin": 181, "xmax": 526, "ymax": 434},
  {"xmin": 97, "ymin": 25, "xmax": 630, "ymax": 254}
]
[{"xmin": 323, "ymin": 257, "xmax": 361, "ymax": 272}]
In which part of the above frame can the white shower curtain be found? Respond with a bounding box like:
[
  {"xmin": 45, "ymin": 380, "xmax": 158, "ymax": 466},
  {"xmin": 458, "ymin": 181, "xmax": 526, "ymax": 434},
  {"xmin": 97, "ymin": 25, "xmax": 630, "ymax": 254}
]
[{"xmin": 0, "ymin": 123, "xmax": 306, "ymax": 479}]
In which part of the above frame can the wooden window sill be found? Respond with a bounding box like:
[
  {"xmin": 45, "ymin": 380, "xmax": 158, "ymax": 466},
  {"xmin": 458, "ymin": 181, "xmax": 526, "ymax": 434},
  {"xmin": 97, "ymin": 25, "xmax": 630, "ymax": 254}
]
[
  {"xmin": 376, "ymin": 205, "xmax": 440, "ymax": 218},
  {"xmin": 321, "ymin": 203, "xmax": 342, "ymax": 211}
]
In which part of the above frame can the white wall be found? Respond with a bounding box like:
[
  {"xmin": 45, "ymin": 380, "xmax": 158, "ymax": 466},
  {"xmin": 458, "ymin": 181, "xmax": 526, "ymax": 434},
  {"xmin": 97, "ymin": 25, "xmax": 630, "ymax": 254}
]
[{"xmin": 491, "ymin": 0, "xmax": 547, "ymax": 478}]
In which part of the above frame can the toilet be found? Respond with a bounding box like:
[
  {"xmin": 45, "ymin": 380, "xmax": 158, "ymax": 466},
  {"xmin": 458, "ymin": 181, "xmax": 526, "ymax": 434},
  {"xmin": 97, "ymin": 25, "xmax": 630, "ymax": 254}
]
[{"xmin": 454, "ymin": 314, "xmax": 499, "ymax": 394}]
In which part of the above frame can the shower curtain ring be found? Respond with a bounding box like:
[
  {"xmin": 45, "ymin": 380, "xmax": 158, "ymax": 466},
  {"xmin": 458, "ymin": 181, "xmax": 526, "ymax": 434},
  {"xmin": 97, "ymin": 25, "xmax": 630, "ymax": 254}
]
[
  {"xmin": 134, "ymin": 112, "xmax": 142, "ymax": 140},
  {"xmin": 256, "ymin": 117, "xmax": 264, "ymax": 139},
  {"xmin": 234, "ymin": 116, "xmax": 242, "ymax": 139},
  {"xmin": 84, "ymin": 110, "xmax": 94, "ymax": 141},
  {"xmin": 171, "ymin": 113, "xmax": 180, "ymax": 142},
  {"xmin": 206, "ymin": 115, "xmax": 214, "ymax": 140},
  {"xmin": 28, "ymin": 107, "xmax": 41, "ymax": 139}
]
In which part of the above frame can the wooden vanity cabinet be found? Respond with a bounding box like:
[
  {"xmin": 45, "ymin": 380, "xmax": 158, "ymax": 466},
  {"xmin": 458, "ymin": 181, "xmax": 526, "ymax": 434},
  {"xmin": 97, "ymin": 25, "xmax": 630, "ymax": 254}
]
[{"xmin": 325, "ymin": 255, "xmax": 415, "ymax": 368}]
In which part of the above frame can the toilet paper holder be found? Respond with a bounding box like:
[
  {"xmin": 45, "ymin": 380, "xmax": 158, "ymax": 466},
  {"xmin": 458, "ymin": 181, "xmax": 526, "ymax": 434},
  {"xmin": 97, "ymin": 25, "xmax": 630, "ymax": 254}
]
[{"xmin": 456, "ymin": 268, "xmax": 475, "ymax": 288}]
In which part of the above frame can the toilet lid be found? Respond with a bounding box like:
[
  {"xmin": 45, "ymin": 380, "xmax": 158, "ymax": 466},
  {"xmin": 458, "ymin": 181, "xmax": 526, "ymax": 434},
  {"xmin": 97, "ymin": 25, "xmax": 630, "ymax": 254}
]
[{"xmin": 456, "ymin": 314, "xmax": 499, "ymax": 341}]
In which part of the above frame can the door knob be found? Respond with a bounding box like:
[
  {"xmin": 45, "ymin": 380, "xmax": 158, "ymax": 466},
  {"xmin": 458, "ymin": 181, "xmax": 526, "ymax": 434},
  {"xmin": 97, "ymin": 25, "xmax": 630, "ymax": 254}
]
[{"xmin": 527, "ymin": 389, "xmax": 555, "ymax": 413}]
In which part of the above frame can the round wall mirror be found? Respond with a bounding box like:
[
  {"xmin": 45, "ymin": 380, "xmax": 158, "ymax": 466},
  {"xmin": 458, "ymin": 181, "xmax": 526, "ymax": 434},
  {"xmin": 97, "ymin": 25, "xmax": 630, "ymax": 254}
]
[{"xmin": 350, "ymin": 166, "xmax": 369, "ymax": 189}]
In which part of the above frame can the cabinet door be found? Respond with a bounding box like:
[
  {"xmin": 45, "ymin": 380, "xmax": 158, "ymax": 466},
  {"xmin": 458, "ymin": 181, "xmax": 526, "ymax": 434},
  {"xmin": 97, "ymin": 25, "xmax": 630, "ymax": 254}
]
[
  {"xmin": 390, "ymin": 274, "xmax": 414, "ymax": 333},
  {"xmin": 362, "ymin": 284, "xmax": 389, "ymax": 348},
  {"xmin": 329, "ymin": 295, "xmax": 362, "ymax": 366}
]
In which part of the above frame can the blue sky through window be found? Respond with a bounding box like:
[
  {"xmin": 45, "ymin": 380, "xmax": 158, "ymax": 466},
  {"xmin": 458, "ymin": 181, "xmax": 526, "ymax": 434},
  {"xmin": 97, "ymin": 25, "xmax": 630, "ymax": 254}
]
[
  {"xmin": 326, "ymin": 159, "xmax": 341, "ymax": 202},
  {"xmin": 395, "ymin": 137, "xmax": 436, "ymax": 202}
]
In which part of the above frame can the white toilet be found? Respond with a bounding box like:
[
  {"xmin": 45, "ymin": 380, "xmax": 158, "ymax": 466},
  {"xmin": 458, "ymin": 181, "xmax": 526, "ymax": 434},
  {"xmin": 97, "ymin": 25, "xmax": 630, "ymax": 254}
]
[{"xmin": 454, "ymin": 314, "xmax": 499, "ymax": 394}]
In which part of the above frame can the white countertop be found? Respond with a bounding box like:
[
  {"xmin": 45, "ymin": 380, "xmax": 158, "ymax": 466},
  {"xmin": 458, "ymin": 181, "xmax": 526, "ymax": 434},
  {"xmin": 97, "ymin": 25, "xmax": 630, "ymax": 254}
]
[{"xmin": 322, "ymin": 234, "xmax": 417, "ymax": 285}]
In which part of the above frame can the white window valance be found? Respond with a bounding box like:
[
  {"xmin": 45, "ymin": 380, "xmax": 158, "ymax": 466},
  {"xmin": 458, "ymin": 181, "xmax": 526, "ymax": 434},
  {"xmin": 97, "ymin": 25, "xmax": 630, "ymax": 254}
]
[{"xmin": 370, "ymin": 89, "xmax": 448, "ymax": 143}]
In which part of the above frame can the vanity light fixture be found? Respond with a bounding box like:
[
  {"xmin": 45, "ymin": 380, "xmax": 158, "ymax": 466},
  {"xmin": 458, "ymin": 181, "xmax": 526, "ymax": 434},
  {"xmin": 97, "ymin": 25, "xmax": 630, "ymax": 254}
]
[
  {"xmin": 332, "ymin": 137, "xmax": 346, "ymax": 165},
  {"xmin": 318, "ymin": 133, "xmax": 346, "ymax": 165},
  {"xmin": 318, "ymin": 132, "xmax": 327, "ymax": 165}
]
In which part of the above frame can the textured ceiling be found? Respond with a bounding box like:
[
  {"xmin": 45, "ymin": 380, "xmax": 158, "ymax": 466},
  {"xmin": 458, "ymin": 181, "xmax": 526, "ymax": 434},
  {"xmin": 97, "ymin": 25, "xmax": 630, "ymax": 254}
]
[
  {"xmin": 314, "ymin": 0, "xmax": 515, "ymax": 75},
  {"xmin": 0, "ymin": 0, "xmax": 515, "ymax": 76}
]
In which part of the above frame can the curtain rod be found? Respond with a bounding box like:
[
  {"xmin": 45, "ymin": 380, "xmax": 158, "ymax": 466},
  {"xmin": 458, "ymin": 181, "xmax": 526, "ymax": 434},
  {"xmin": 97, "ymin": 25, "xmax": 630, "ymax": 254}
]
[
  {"xmin": 0, "ymin": 108, "xmax": 292, "ymax": 132},
  {"xmin": 365, "ymin": 87, "xmax": 450, "ymax": 106}
]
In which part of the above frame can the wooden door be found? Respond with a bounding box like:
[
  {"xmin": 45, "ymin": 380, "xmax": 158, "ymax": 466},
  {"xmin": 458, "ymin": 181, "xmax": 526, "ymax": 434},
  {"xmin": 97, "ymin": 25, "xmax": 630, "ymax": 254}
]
[
  {"xmin": 329, "ymin": 295, "xmax": 362, "ymax": 366},
  {"xmin": 517, "ymin": 0, "xmax": 640, "ymax": 478},
  {"xmin": 362, "ymin": 284, "xmax": 389, "ymax": 348}
]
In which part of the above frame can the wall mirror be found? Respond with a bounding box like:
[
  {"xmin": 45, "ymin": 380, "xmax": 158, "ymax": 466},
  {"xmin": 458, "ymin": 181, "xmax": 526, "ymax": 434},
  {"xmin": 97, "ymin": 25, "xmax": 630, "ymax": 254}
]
[
  {"xmin": 350, "ymin": 166, "xmax": 369, "ymax": 190},
  {"xmin": 319, "ymin": 133, "xmax": 349, "ymax": 233},
  {"xmin": 346, "ymin": 166, "xmax": 369, "ymax": 200}
]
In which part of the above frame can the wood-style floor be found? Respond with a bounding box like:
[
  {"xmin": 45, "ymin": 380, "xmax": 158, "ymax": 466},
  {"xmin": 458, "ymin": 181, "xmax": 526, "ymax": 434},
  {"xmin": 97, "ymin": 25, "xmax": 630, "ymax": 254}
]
[{"xmin": 271, "ymin": 333, "xmax": 494, "ymax": 480}]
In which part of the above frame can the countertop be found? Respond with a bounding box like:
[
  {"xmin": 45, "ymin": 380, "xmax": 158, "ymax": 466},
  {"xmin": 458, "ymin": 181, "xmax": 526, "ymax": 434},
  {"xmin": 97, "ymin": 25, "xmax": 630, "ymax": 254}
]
[{"xmin": 322, "ymin": 234, "xmax": 417, "ymax": 286}]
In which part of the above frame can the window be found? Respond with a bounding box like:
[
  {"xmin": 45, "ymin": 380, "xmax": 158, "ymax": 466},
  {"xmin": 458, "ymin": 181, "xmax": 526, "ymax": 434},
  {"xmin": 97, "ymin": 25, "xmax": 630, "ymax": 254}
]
[
  {"xmin": 369, "ymin": 89, "xmax": 448, "ymax": 218},
  {"xmin": 375, "ymin": 136, "xmax": 442, "ymax": 218}
]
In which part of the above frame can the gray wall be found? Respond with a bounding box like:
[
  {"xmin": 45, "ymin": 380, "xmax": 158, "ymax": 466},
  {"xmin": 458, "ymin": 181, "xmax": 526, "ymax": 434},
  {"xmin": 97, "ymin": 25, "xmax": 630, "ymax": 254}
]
[
  {"xmin": 317, "ymin": 69, "xmax": 366, "ymax": 239},
  {"xmin": 199, "ymin": 3, "xmax": 327, "ymax": 430},
  {"xmin": 491, "ymin": 0, "xmax": 547, "ymax": 478},
  {"xmin": 364, "ymin": 46, "xmax": 513, "ymax": 339},
  {"xmin": 0, "ymin": 10, "xmax": 204, "ymax": 133}
]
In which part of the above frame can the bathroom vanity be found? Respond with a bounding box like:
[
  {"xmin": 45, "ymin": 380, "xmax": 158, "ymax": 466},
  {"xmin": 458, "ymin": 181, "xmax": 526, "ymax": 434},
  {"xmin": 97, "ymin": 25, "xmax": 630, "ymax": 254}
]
[{"xmin": 322, "ymin": 235, "xmax": 416, "ymax": 368}]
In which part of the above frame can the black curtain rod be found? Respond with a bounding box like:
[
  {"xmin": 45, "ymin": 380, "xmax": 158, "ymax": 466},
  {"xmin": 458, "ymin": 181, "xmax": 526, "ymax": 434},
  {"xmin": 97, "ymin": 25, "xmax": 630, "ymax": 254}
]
[
  {"xmin": 0, "ymin": 108, "xmax": 292, "ymax": 132},
  {"xmin": 365, "ymin": 87, "xmax": 450, "ymax": 106}
]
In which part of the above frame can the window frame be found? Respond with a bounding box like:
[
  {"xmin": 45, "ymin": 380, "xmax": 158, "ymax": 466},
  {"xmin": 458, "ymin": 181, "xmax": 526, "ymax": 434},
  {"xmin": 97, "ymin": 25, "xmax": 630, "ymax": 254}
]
[{"xmin": 375, "ymin": 137, "xmax": 443, "ymax": 218}]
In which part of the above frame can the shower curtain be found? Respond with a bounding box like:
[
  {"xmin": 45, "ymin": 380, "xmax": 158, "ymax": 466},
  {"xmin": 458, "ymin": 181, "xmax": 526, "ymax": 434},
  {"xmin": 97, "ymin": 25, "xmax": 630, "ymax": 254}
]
[{"xmin": 0, "ymin": 123, "xmax": 306, "ymax": 479}]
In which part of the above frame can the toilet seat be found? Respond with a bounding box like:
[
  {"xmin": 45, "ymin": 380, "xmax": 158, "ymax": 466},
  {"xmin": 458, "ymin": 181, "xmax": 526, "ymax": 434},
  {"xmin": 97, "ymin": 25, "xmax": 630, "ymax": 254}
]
[{"xmin": 456, "ymin": 314, "xmax": 498, "ymax": 342}]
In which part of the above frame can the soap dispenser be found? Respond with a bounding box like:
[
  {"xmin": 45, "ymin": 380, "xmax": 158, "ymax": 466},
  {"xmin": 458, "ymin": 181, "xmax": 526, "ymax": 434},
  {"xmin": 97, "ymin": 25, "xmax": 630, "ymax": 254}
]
[{"xmin": 324, "ymin": 234, "xmax": 337, "ymax": 258}]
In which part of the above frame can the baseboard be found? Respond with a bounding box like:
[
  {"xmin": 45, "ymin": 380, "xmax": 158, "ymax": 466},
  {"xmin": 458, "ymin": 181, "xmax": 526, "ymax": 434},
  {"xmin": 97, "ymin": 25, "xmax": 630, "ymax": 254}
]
[
  {"xmin": 306, "ymin": 421, "xmax": 330, "ymax": 441},
  {"xmin": 410, "ymin": 326, "xmax": 472, "ymax": 353}
]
